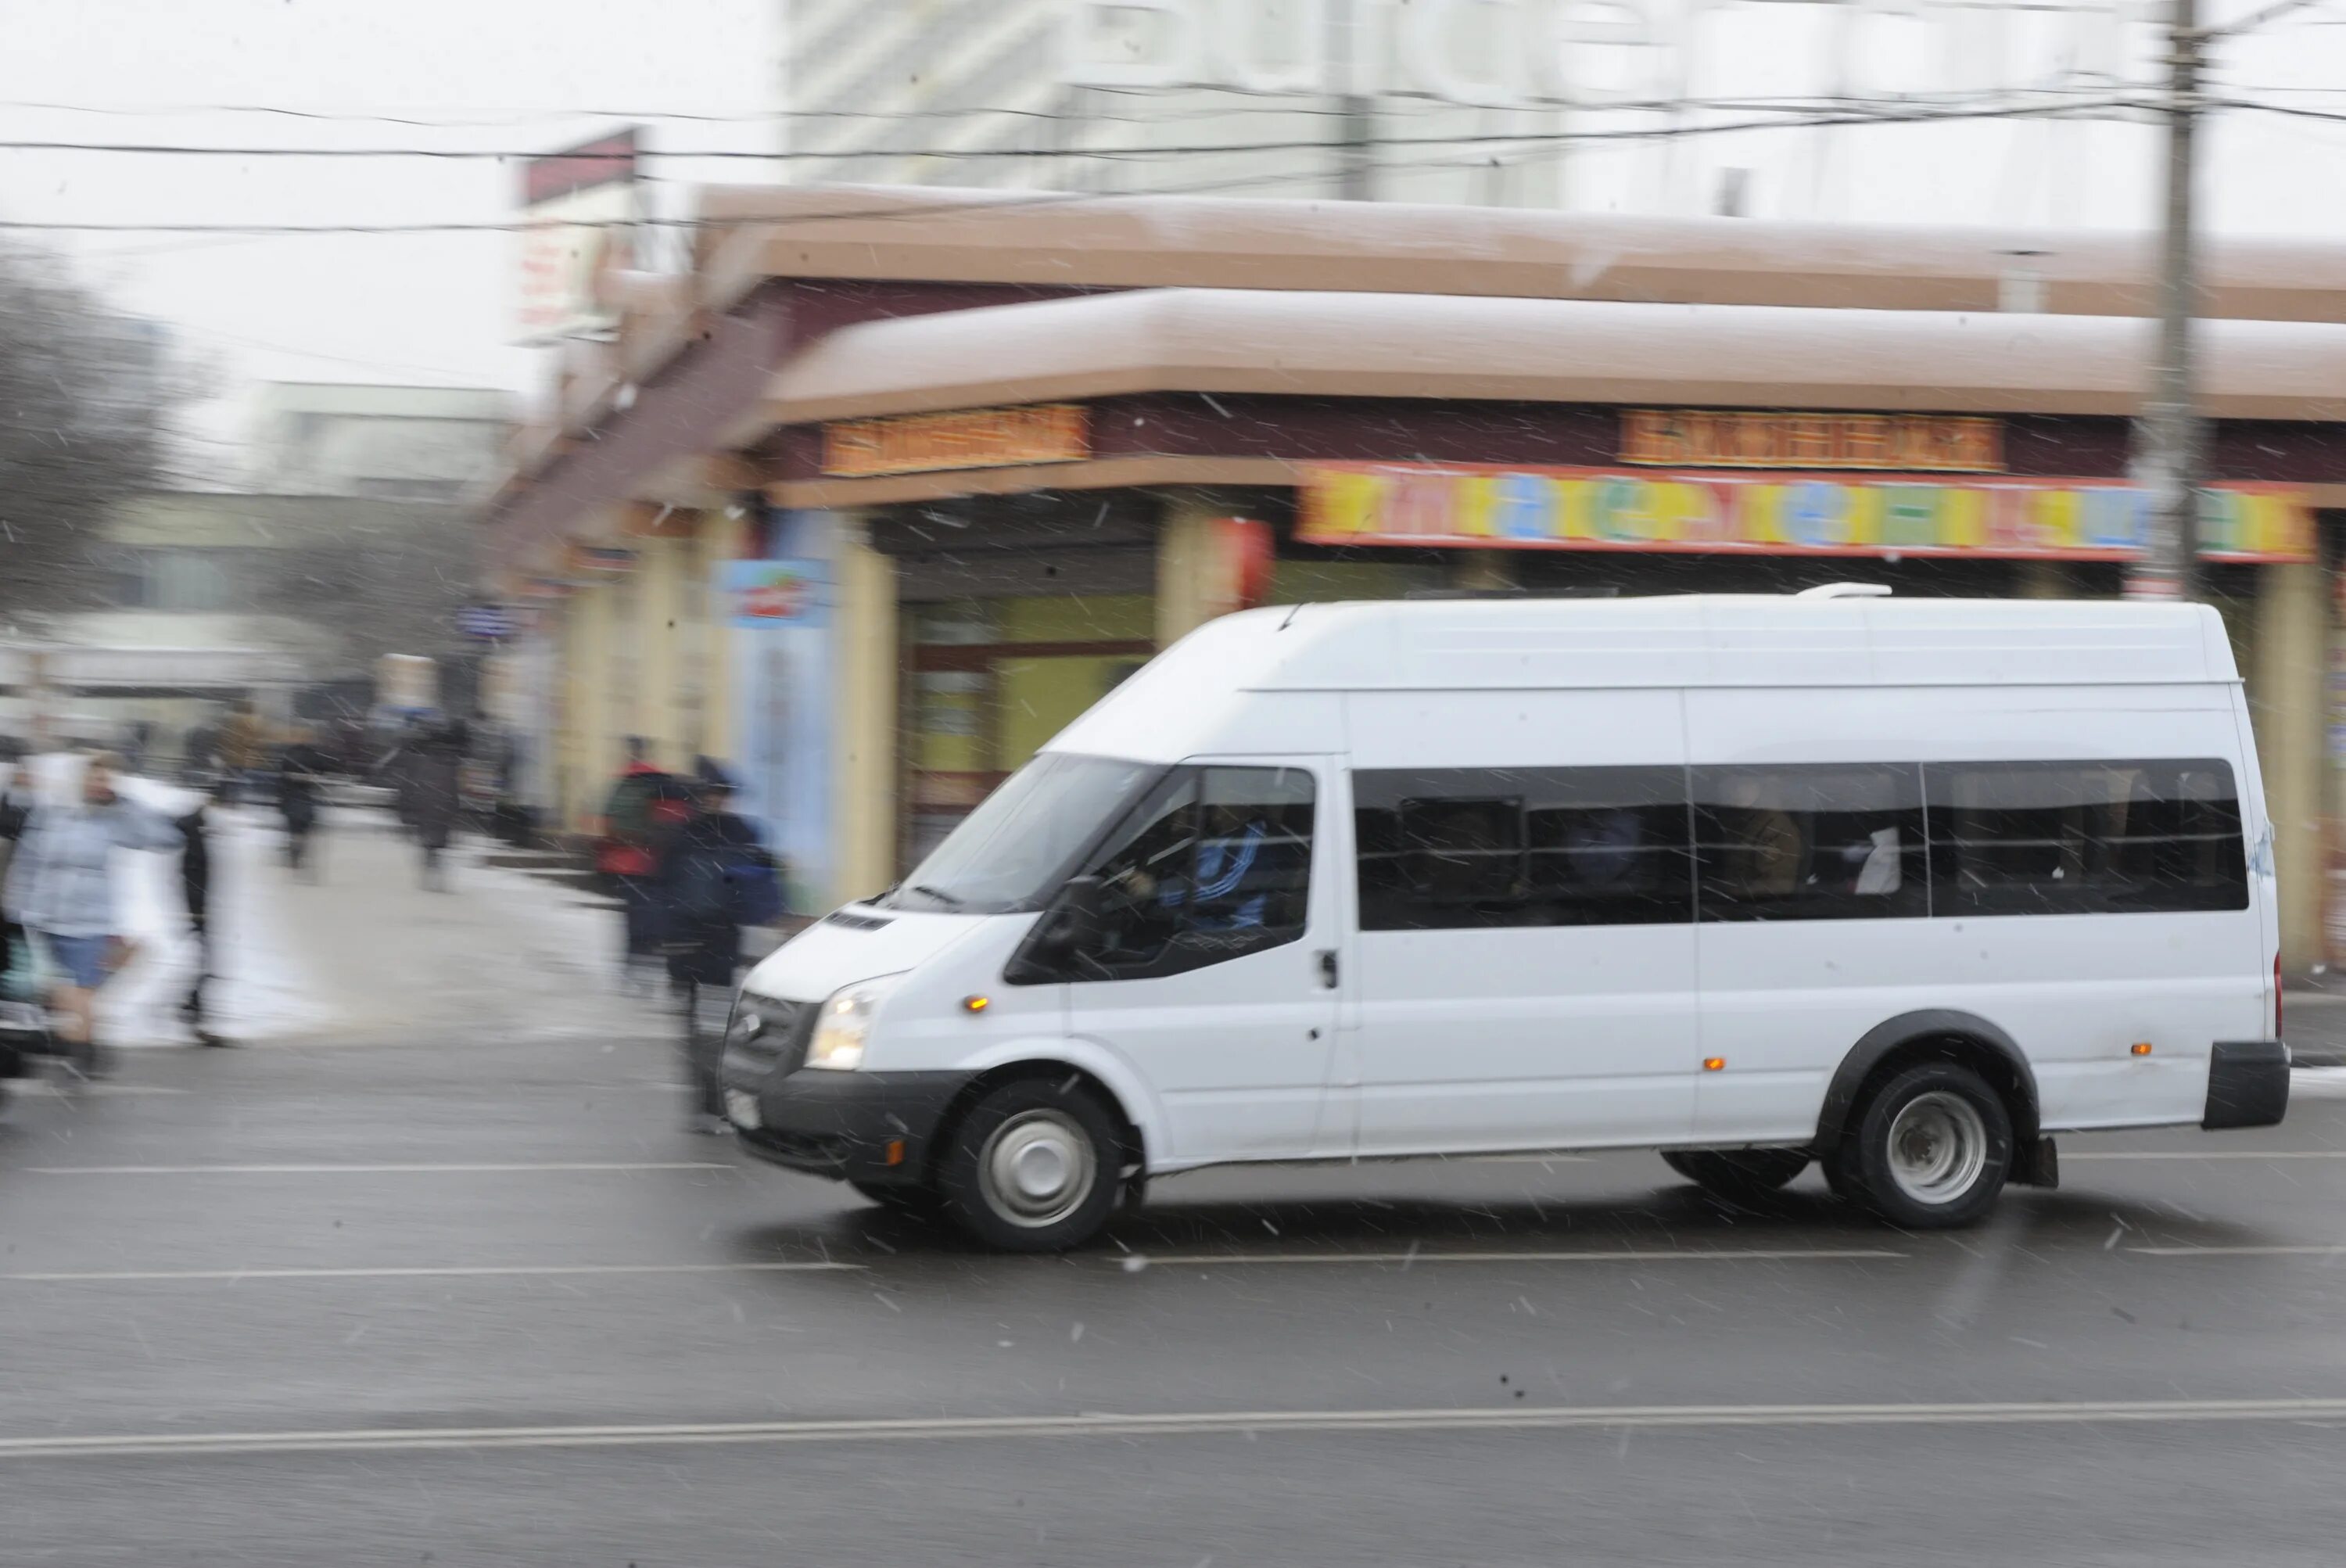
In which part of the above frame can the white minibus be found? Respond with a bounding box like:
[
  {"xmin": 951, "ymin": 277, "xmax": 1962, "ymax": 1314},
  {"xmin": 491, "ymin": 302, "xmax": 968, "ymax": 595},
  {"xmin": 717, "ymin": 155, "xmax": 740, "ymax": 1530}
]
[{"xmin": 723, "ymin": 591, "xmax": 2289, "ymax": 1250}]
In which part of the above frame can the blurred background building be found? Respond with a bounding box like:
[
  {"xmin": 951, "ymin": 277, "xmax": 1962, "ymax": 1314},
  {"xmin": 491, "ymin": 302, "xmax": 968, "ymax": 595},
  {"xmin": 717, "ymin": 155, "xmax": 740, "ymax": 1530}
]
[
  {"xmin": 777, "ymin": 0, "xmax": 2341, "ymax": 231},
  {"xmin": 2, "ymin": 381, "xmax": 515, "ymax": 762},
  {"xmin": 244, "ymin": 382, "xmax": 514, "ymax": 502}
]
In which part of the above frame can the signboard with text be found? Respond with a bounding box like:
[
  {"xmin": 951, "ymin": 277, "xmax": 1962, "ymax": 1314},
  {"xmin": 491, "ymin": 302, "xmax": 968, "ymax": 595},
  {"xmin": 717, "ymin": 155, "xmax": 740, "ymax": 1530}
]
[
  {"xmin": 515, "ymin": 129, "xmax": 637, "ymax": 345},
  {"xmin": 720, "ymin": 559, "xmax": 829, "ymax": 629},
  {"xmin": 821, "ymin": 404, "xmax": 1089, "ymax": 479},
  {"xmin": 1620, "ymin": 411, "xmax": 2002, "ymax": 472},
  {"xmin": 1297, "ymin": 462, "xmax": 2315, "ymax": 563}
]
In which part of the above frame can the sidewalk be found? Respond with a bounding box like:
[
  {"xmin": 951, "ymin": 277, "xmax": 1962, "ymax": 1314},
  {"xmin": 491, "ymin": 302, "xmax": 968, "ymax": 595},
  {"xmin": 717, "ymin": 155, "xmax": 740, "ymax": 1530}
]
[{"xmin": 108, "ymin": 801, "xmax": 679, "ymax": 1049}]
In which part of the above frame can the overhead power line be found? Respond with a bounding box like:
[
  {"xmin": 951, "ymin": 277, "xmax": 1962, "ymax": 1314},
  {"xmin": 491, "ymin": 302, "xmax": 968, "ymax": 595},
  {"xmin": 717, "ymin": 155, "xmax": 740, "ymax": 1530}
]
[
  {"xmin": 0, "ymin": 80, "xmax": 2154, "ymax": 127},
  {"xmin": 0, "ymin": 92, "xmax": 2154, "ymax": 172},
  {"xmin": 9, "ymin": 87, "xmax": 2312, "ymax": 242}
]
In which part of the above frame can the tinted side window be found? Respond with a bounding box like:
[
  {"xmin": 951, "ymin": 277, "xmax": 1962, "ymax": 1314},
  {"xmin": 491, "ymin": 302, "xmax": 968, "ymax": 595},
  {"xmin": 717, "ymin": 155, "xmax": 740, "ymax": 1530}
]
[
  {"xmin": 1693, "ymin": 765, "xmax": 1928, "ymax": 921},
  {"xmin": 1924, "ymin": 759, "xmax": 2247, "ymax": 916},
  {"xmin": 1079, "ymin": 765, "xmax": 1315, "ymax": 976},
  {"xmin": 1354, "ymin": 767, "xmax": 1692, "ymax": 930}
]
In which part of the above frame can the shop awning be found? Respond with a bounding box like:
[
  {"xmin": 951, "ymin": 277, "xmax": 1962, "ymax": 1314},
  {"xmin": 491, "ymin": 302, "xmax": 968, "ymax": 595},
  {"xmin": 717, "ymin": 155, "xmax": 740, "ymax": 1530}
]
[{"xmin": 739, "ymin": 288, "xmax": 2346, "ymax": 438}]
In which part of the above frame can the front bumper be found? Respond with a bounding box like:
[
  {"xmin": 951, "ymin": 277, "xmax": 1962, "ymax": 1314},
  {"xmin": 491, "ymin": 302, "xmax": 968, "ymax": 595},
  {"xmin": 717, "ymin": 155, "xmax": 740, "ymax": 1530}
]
[
  {"xmin": 2204, "ymin": 1039, "xmax": 2290, "ymax": 1130},
  {"xmin": 725, "ymin": 1067, "xmax": 972, "ymax": 1185}
]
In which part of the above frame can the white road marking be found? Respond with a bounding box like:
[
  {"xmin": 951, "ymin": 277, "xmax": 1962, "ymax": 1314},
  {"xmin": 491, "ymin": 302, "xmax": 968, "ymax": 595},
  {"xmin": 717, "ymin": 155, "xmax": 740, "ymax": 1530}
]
[
  {"xmin": 4, "ymin": 1082, "xmax": 190, "ymax": 1097},
  {"xmin": 9, "ymin": 1396, "xmax": 2346, "ymax": 1462},
  {"xmin": 1132, "ymin": 1247, "xmax": 1904, "ymax": 1267},
  {"xmin": 2067, "ymin": 1150, "xmax": 2346, "ymax": 1161},
  {"xmin": 23, "ymin": 1161, "xmax": 737, "ymax": 1175},
  {"xmin": 2, "ymin": 1261, "xmax": 863, "ymax": 1283},
  {"xmin": 2127, "ymin": 1244, "xmax": 2346, "ymax": 1258}
]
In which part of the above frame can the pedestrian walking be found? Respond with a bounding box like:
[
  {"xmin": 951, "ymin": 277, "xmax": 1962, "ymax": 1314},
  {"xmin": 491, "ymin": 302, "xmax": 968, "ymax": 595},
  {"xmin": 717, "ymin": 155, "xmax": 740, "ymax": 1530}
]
[
  {"xmin": 1, "ymin": 753, "xmax": 183, "ymax": 1077},
  {"xmin": 407, "ymin": 718, "xmax": 467, "ymax": 891},
  {"xmin": 217, "ymin": 701, "xmax": 265, "ymax": 806},
  {"xmin": 276, "ymin": 725, "xmax": 333, "ymax": 877},
  {"xmin": 174, "ymin": 795, "xmax": 226, "ymax": 1047},
  {"xmin": 597, "ymin": 737, "xmax": 690, "ymax": 996},
  {"xmin": 0, "ymin": 761, "xmax": 30, "ymax": 999},
  {"xmin": 652, "ymin": 759, "xmax": 781, "ymax": 1133}
]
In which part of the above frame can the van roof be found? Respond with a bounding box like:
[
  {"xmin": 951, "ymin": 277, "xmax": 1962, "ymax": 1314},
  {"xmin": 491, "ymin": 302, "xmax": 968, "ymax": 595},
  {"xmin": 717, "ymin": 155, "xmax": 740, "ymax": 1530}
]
[
  {"xmin": 1221, "ymin": 594, "xmax": 2237, "ymax": 691},
  {"xmin": 1046, "ymin": 594, "xmax": 2237, "ymax": 762}
]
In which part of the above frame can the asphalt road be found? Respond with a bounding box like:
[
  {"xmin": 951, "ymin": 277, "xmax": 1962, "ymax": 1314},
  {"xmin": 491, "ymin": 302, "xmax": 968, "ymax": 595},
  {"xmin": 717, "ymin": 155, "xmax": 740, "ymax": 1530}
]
[{"xmin": 6, "ymin": 1016, "xmax": 2346, "ymax": 1567}]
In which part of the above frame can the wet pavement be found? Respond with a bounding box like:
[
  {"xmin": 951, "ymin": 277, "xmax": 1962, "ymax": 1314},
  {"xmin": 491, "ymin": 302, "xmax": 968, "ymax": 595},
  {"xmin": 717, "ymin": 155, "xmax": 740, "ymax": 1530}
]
[{"xmin": 5, "ymin": 809, "xmax": 2346, "ymax": 1565}]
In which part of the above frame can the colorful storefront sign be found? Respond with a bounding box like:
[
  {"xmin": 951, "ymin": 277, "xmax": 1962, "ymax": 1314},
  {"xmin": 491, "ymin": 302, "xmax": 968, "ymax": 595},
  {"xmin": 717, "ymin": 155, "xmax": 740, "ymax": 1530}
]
[
  {"xmin": 719, "ymin": 558, "xmax": 828, "ymax": 629},
  {"xmin": 822, "ymin": 403, "xmax": 1089, "ymax": 478},
  {"xmin": 1619, "ymin": 410, "xmax": 2002, "ymax": 472},
  {"xmin": 1297, "ymin": 463, "xmax": 2315, "ymax": 564}
]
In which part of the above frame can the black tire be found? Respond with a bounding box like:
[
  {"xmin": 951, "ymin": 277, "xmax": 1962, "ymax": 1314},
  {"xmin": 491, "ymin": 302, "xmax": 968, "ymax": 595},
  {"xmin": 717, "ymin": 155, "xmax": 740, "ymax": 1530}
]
[
  {"xmin": 1662, "ymin": 1147, "xmax": 1811, "ymax": 1203},
  {"xmin": 938, "ymin": 1078, "xmax": 1122, "ymax": 1253},
  {"xmin": 850, "ymin": 1179, "xmax": 944, "ymax": 1218},
  {"xmin": 1832, "ymin": 1062, "xmax": 2012, "ymax": 1229}
]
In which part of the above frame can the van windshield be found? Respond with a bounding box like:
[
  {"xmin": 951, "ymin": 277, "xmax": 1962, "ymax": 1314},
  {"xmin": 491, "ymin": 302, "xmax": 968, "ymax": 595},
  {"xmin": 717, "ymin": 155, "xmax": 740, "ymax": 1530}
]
[{"xmin": 881, "ymin": 753, "xmax": 1161, "ymax": 914}]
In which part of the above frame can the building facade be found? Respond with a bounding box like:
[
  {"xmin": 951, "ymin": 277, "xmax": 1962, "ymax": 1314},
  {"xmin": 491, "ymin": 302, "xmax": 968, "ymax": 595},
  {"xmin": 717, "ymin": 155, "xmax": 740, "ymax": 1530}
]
[
  {"xmin": 245, "ymin": 382, "xmax": 515, "ymax": 501},
  {"xmin": 490, "ymin": 185, "xmax": 2346, "ymax": 971},
  {"xmin": 779, "ymin": 0, "xmax": 2343, "ymax": 234}
]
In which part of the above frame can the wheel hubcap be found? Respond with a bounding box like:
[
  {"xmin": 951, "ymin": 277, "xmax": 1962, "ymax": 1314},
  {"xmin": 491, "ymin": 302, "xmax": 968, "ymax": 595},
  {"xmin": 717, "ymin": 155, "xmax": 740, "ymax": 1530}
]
[
  {"xmin": 1885, "ymin": 1090, "xmax": 1989, "ymax": 1205},
  {"xmin": 980, "ymin": 1110, "xmax": 1096, "ymax": 1228}
]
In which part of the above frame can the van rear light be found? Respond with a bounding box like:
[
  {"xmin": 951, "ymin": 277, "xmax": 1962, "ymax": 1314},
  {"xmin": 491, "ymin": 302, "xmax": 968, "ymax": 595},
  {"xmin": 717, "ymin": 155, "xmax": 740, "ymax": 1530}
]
[{"xmin": 2276, "ymin": 956, "xmax": 2284, "ymax": 1040}]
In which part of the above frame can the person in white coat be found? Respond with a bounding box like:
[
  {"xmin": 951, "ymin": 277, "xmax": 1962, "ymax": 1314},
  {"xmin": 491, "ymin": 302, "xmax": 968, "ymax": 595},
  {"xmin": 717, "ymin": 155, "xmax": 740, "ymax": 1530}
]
[{"xmin": 2, "ymin": 753, "xmax": 181, "ymax": 1073}]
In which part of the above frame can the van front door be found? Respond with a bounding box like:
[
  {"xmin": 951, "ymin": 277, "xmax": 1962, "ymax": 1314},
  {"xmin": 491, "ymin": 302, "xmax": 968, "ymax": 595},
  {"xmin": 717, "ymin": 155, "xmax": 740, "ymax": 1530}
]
[
  {"xmin": 1061, "ymin": 758, "xmax": 1343, "ymax": 1167},
  {"xmin": 1340, "ymin": 691, "xmax": 1702, "ymax": 1156}
]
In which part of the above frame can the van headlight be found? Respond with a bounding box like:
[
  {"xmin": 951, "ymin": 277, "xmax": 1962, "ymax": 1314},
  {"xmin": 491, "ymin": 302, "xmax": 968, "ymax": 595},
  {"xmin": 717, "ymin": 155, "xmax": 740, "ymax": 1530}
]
[{"xmin": 805, "ymin": 974, "xmax": 905, "ymax": 1071}]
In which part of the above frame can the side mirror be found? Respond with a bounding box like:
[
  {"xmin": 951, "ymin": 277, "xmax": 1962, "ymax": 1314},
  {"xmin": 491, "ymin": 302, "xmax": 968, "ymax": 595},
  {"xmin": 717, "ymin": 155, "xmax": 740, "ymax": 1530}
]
[{"xmin": 1005, "ymin": 875, "xmax": 1105, "ymax": 984}]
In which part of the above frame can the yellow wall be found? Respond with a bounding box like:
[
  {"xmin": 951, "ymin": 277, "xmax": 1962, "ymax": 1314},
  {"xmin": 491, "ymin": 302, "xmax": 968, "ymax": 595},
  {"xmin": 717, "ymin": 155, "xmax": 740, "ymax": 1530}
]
[
  {"xmin": 995, "ymin": 654, "xmax": 1143, "ymax": 764},
  {"xmin": 2253, "ymin": 563, "xmax": 2326, "ymax": 974},
  {"xmin": 999, "ymin": 594, "xmax": 1153, "ymax": 642},
  {"xmin": 831, "ymin": 522, "xmax": 898, "ymax": 905}
]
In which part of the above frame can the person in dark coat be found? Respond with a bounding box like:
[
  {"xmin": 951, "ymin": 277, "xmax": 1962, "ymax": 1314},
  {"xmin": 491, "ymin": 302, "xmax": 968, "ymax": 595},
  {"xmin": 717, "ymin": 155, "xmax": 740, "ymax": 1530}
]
[
  {"xmin": 652, "ymin": 760, "xmax": 769, "ymax": 1132},
  {"xmin": 174, "ymin": 796, "xmax": 225, "ymax": 1046},
  {"xmin": 276, "ymin": 726, "xmax": 334, "ymax": 876},
  {"xmin": 0, "ymin": 762, "xmax": 29, "ymax": 997},
  {"xmin": 407, "ymin": 719, "xmax": 467, "ymax": 890}
]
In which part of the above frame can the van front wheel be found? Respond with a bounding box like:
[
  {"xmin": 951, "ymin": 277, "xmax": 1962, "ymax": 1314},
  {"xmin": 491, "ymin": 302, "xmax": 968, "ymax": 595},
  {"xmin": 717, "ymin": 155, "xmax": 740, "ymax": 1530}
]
[
  {"xmin": 1662, "ymin": 1148, "xmax": 1810, "ymax": 1203},
  {"xmin": 1835, "ymin": 1063, "xmax": 2012, "ymax": 1229},
  {"xmin": 939, "ymin": 1079, "xmax": 1121, "ymax": 1252}
]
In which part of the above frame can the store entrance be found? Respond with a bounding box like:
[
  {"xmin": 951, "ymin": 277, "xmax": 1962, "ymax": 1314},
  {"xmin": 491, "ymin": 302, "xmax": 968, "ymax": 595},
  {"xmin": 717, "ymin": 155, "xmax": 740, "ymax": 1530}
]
[{"xmin": 902, "ymin": 594, "xmax": 1154, "ymax": 868}]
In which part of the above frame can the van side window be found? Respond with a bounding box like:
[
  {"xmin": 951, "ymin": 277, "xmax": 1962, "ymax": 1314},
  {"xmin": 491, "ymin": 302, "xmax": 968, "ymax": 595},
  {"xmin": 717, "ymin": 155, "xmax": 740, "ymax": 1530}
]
[
  {"xmin": 1354, "ymin": 767, "xmax": 1692, "ymax": 930},
  {"xmin": 1924, "ymin": 759, "xmax": 2247, "ymax": 915},
  {"xmin": 1692, "ymin": 765, "xmax": 1928, "ymax": 921},
  {"xmin": 1078, "ymin": 765, "xmax": 1315, "ymax": 977}
]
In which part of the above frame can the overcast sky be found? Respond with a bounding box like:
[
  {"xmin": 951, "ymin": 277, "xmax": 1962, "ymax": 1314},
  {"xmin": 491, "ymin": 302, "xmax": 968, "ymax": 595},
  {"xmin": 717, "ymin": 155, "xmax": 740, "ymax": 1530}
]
[{"xmin": 0, "ymin": 0, "xmax": 778, "ymax": 466}]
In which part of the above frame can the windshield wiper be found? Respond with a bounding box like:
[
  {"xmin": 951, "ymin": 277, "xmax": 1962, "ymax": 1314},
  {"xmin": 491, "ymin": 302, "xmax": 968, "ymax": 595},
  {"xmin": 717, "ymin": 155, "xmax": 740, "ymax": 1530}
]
[{"xmin": 905, "ymin": 883, "xmax": 967, "ymax": 910}]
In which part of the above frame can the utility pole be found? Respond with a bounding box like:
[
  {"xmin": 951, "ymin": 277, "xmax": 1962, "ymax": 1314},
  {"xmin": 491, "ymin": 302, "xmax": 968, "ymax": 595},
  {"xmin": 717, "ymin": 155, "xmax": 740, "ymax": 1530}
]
[
  {"xmin": 2128, "ymin": 0, "xmax": 2201, "ymax": 601},
  {"xmin": 1329, "ymin": 0, "xmax": 1375, "ymax": 199}
]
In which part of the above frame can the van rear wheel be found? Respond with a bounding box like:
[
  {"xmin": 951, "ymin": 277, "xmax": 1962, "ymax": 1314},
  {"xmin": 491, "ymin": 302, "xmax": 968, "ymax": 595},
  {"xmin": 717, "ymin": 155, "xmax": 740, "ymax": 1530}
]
[
  {"xmin": 1662, "ymin": 1148, "xmax": 1810, "ymax": 1203},
  {"xmin": 1834, "ymin": 1063, "xmax": 2012, "ymax": 1229},
  {"xmin": 938, "ymin": 1079, "xmax": 1121, "ymax": 1252}
]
